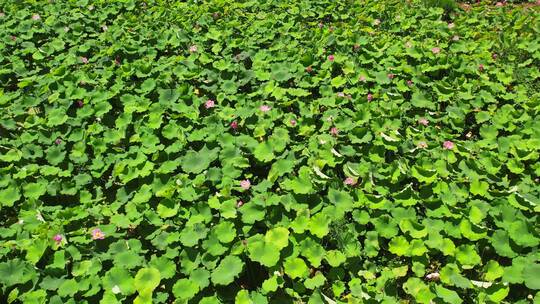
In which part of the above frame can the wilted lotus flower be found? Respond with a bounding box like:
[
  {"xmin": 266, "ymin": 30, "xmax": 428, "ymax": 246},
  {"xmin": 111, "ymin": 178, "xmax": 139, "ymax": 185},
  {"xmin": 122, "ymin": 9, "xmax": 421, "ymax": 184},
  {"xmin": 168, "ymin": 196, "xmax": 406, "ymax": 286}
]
[
  {"xmin": 327, "ymin": 54, "xmax": 335, "ymax": 62},
  {"xmin": 330, "ymin": 127, "xmax": 339, "ymax": 136},
  {"xmin": 373, "ymin": 19, "xmax": 381, "ymax": 26},
  {"xmin": 318, "ymin": 22, "xmax": 324, "ymax": 28},
  {"xmin": 431, "ymin": 47, "xmax": 441, "ymax": 54},
  {"xmin": 88, "ymin": 5, "xmax": 94, "ymax": 11},
  {"xmin": 260, "ymin": 105, "xmax": 271, "ymax": 112},
  {"xmin": 306, "ymin": 66, "xmax": 313, "ymax": 73},
  {"xmin": 426, "ymin": 272, "xmax": 440, "ymax": 281},
  {"xmin": 10, "ymin": 35, "xmax": 16, "ymax": 41},
  {"xmin": 495, "ymin": 1, "xmax": 504, "ymax": 6},
  {"xmin": 240, "ymin": 179, "xmax": 251, "ymax": 190},
  {"xmin": 189, "ymin": 45, "xmax": 198, "ymax": 53},
  {"xmin": 387, "ymin": 73, "xmax": 395, "ymax": 79},
  {"xmin": 114, "ymin": 57, "xmax": 121, "ymax": 65},
  {"xmin": 353, "ymin": 44, "xmax": 360, "ymax": 51},
  {"xmin": 81, "ymin": 57, "xmax": 89, "ymax": 64},
  {"xmin": 448, "ymin": 23, "xmax": 455, "ymax": 29},
  {"xmin": 418, "ymin": 141, "xmax": 428, "ymax": 149},
  {"xmin": 407, "ymin": 80, "xmax": 413, "ymax": 86},
  {"xmin": 102, "ymin": 25, "xmax": 108, "ymax": 31},
  {"xmin": 367, "ymin": 93, "xmax": 373, "ymax": 102},
  {"xmin": 63, "ymin": 26, "xmax": 70, "ymax": 32},
  {"xmin": 53, "ymin": 234, "xmax": 63, "ymax": 245},
  {"xmin": 405, "ymin": 41, "xmax": 413, "ymax": 48},
  {"xmin": 55, "ymin": 138, "xmax": 62, "ymax": 145},
  {"xmin": 32, "ymin": 14, "xmax": 41, "ymax": 20},
  {"xmin": 452, "ymin": 35, "xmax": 460, "ymax": 41},
  {"xmin": 205, "ymin": 99, "xmax": 215, "ymax": 109},
  {"xmin": 478, "ymin": 64, "xmax": 484, "ymax": 72},
  {"xmin": 418, "ymin": 117, "xmax": 429, "ymax": 126},
  {"xmin": 337, "ymin": 92, "xmax": 345, "ymax": 98},
  {"xmin": 0, "ymin": 12, "xmax": 5, "ymax": 17},
  {"xmin": 443, "ymin": 140, "xmax": 454, "ymax": 150},
  {"xmin": 91, "ymin": 228, "xmax": 105, "ymax": 240},
  {"xmin": 290, "ymin": 119, "xmax": 297, "ymax": 127},
  {"xmin": 77, "ymin": 100, "xmax": 84, "ymax": 108},
  {"xmin": 344, "ymin": 177, "xmax": 357, "ymax": 186}
]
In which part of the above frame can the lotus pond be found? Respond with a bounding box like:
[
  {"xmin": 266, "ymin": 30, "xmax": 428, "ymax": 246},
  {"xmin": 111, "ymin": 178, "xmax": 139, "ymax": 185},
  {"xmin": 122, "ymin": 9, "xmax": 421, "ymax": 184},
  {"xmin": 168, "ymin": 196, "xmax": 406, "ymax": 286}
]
[{"xmin": 0, "ymin": 0, "xmax": 539, "ymax": 303}]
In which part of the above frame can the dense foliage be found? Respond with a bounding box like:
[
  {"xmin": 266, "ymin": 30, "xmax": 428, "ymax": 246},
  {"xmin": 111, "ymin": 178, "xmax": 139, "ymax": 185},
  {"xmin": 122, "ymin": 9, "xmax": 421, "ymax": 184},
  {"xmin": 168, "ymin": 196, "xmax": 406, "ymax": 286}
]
[{"xmin": 1, "ymin": 0, "xmax": 539, "ymax": 303}]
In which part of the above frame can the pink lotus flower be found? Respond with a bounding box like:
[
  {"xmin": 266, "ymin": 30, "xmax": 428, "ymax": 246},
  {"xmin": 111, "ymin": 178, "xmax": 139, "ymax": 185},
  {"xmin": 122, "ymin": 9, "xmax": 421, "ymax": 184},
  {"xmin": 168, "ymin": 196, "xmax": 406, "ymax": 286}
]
[
  {"xmin": 359, "ymin": 75, "xmax": 366, "ymax": 82},
  {"xmin": 81, "ymin": 57, "xmax": 89, "ymax": 64},
  {"xmin": 344, "ymin": 177, "xmax": 357, "ymax": 186},
  {"xmin": 32, "ymin": 14, "xmax": 41, "ymax": 20},
  {"xmin": 443, "ymin": 140, "xmax": 454, "ymax": 150},
  {"xmin": 53, "ymin": 234, "xmax": 63, "ymax": 244},
  {"xmin": 240, "ymin": 179, "xmax": 251, "ymax": 190},
  {"xmin": 478, "ymin": 64, "xmax": 484, "ymax": 72},
  {"xmin": 236, "ymin": 200, "xmax": 244, "ymax": 208},
  {"xmin": 55, "ymin": 138, "xmax": 62, "ymax": 145},
  {"xmin": 10, "ymin": 35, "xmax": 16, "ymax": 41},
  {"xmin": 205, "ymin": 99, "xmax": 215, "ymax": 109},
  {"xmin": 407, "ymin": 80, "xmax": 413, "ymax": 86},
  {"xmin": 330, "ymin": 127, "xmax": 339, "ymax": 136},
  {"xmin": 448, "ymin": 23, "xmax": 455, "ymax": 29},
  {"xmin": 418, "ymin": 117, "xmax": 429, "ymax": 126},
  {"xmin": 431, "ymin": 47, "xmax": 441, "ymax": 54},
  {"xmin": 327, "ymin": 55, "xmax": 335, "ymax": 62},
  {"xmin": 91, "ymin": 228, "xmax": 105, "ymax": 240},
  {"xmin": 367, "ymin": 93, "xmax": 373, "ymax": 102},
  {"xmin": 418, "ymin": 141, "xmax": 428, "ymax": 149},
  {"xmin": 189, "ymin": 45, "xmax": 198, "ymax": 53},
  {"xmin": 318, "ymin": 22, "xmax": 324, "ymax": 29},
  {"xmin": 492, "ymin": 53, "xmax": 498, "ymax": 60},
  {"xmin": 290, "ymin": 119, "xmax": 297, "ymax": 127},
  {"xmin": 495, "ymin": 1, "xmax": 504, "ymax": 6},
  {"xmin": 387, "ymin": 73, "xmax": 395, "ymax": 80},
  {"xmin": 353, "ymin": 44, "xmax": 360, "ymax": 51},
  {"xmin": 260, "ymin": 105, "xmax": 271, "ymax": 112},
  {"xmin": 230, "ymin": 121, "xmax": 238, "ymax": 130},
  {"xmin": 114, "ymin": 57, "xmax": 121, "ymax": 65}
]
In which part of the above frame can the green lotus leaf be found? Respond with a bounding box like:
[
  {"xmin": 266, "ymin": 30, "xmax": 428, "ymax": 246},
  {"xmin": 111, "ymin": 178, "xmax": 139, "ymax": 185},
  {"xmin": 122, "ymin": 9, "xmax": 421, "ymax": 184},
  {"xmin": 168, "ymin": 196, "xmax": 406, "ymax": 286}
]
[
  {"xmin": 134, "ymin": 267, "xmax": 160, "ymax": 295},
  {"xmin": 172, "ymin": 278, "xmax": 199, "ymax": 300},
  {"xmin": 214, "ymin": 221, "xmax": 236, "ymax": 243},
  {"xmin": 325, "ymin": 250, "xmax": 346, "ymax": 267},
  {"xmin": 103, "ymin": 267, "xmax": 136, "ymax": 296},
  {"xmin": 455, "ymin": 245, "xmax": 481, "ymax": 269},
  {"xmin": 440, "ymin": 263, "xmax": 472, "ymax": 289},
  {"xmin": 389, "ymin": 236, "xmax": 409, "ymax": 256},
  {"xmin": 181, "ymin": 145, "xmax": 219, "ymax": 174},
  {"xmin": 0, "ymin": 185, "xmax": 21, "ymax": 207},
  {"xmin": 523, "ymin": 263, "xmax": 540, "ymax": 290},
  {"xmin": 284, "ymin": 257, "xmax": 309, "ymax": 279},
  {"xmin": 435, "ymin": 285, "xmax": 462, "ymax": 304},
  {"xmin": 247, "ymin": 236, "xmax": 281, "ymax": 267},
  {"xmin": 402, "ymin": 277, "xmax": 436, "ymax": 304},
  {"xmin": 264, "ymin": 227, "xmax": 289, "ymax": 250},
  {"xmin": 0, "ymin": 259, "xmax": 35, "ymax": 287},
  {"xmin": 210, "ymin": 255, "xmax": 243, "ymax": 286}
]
